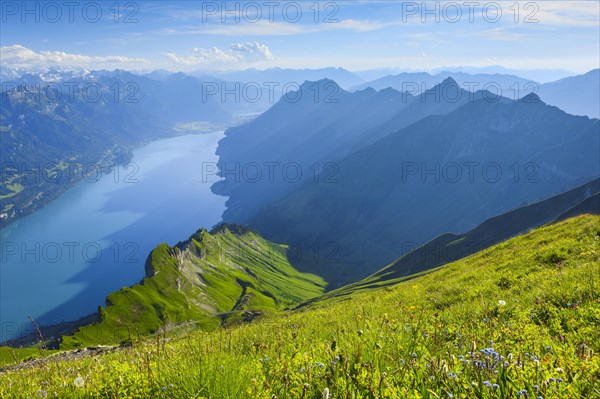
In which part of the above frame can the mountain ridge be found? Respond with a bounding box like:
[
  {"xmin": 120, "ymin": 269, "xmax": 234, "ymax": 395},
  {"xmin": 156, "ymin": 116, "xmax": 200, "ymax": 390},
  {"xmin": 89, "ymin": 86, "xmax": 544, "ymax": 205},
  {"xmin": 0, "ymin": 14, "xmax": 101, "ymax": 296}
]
[{"xmin": 57, "ymin": 224, "xmax": 326, "ymax": 349}]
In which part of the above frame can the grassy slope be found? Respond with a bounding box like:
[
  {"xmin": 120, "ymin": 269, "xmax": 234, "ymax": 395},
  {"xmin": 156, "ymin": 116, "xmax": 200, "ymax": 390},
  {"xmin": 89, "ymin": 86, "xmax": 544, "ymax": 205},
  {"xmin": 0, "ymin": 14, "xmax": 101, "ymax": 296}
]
[
  {"xmin": 305, "ymin": 180, "xmax": 599, "ymax": 303},
  {"xmin": 59, "ymin": 225, "xmax": 326, "ymax": 349},
  {"xmin": 1, "ymin": 214, "xmax": 598, "ymax": 398}
]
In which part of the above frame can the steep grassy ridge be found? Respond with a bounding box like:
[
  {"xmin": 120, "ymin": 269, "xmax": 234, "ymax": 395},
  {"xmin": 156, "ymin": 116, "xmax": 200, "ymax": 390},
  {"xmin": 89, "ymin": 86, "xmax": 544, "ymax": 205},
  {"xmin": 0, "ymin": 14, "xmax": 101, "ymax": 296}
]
[{"xmin": 59, "ymin": 224, "xmax": 326, "ymax": 349}]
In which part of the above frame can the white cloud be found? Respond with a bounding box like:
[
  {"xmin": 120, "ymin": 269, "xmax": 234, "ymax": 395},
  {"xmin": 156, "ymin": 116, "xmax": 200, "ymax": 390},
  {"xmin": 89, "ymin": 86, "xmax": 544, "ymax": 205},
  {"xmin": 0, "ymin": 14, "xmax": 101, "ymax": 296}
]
[
  {"xmin": 165, "ymin": 42, "xmax": 274, "ymax": 66},
  {"xmin": 230, "ymin": 42, "xmax": 274, "ymax": 62},
  {"xmin": 0, "ymin": 45, "xmax": 150, "ymax": 71}
]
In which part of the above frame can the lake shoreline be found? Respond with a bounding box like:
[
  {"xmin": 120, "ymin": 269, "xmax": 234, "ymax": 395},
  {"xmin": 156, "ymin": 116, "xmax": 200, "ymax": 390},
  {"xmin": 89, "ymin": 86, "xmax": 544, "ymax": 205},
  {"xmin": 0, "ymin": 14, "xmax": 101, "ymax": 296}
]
[{"xmin": 0, "ymin": 122, "xmax": 229, "ymax": 230}]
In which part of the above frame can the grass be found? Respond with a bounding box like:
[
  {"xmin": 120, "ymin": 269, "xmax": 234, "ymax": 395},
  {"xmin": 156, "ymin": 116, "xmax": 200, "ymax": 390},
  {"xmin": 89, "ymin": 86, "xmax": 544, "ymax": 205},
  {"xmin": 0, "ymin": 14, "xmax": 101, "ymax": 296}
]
[{"xmin": 0, "ymin": 215, "xmax": 599, "ymax": 398}]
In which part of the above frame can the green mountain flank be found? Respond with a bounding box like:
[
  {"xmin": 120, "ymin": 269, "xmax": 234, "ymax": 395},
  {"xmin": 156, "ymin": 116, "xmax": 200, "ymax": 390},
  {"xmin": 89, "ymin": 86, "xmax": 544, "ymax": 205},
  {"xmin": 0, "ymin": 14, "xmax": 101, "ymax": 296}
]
[{"xmin": 58, "ymin": 224, "xmax": 326, "ymax": 349}]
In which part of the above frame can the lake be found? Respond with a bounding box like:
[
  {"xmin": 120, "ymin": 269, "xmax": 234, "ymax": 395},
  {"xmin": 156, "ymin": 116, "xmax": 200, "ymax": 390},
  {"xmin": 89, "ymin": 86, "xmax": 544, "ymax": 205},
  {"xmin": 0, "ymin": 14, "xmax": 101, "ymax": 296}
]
[{"xmin": 0, "ymin": 132, "xmax": 227, "ymax": 342}]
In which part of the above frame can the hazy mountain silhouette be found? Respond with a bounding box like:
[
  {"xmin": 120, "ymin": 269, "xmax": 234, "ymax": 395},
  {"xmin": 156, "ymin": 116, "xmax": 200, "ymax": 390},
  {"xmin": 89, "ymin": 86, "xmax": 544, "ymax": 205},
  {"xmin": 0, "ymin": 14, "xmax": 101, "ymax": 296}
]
[
  {"xmin": 538, "ymin": 69, "xmax": 600, "ymax": 118},
  {"xmin": 247, "ymin": 92, "xmax": 600, "ymax": 284},
  {"xmin": 213, "ymin": 78, "xmax": 492, "ymax": 223}
]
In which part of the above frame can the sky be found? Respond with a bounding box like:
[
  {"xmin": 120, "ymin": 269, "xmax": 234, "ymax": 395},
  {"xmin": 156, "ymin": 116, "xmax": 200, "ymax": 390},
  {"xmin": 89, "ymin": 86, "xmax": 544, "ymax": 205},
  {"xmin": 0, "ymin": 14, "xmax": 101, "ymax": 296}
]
[{"xmin": 0, "ymin": 0, "xmax": 599, "ymax": 73}]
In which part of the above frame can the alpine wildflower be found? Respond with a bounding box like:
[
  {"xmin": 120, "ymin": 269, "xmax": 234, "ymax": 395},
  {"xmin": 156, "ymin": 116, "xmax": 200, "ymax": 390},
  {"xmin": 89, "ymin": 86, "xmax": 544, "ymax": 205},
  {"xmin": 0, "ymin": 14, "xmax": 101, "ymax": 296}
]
[{"xmin": 74, "ymin": 375, "xmax": 85, "ymax": 388}]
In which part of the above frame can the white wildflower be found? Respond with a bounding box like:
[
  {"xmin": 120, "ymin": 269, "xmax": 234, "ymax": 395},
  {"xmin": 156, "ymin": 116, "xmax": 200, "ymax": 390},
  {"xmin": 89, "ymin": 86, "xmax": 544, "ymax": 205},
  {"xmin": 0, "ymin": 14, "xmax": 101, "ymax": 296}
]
[{"xmin": 74, "ymin": 375, "xmax": 85, "ymax": 388}]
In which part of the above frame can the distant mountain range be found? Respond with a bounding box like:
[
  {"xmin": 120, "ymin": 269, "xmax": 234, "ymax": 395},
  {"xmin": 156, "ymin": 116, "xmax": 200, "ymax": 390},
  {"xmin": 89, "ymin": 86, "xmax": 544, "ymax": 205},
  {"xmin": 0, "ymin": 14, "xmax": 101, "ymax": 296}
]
[
  {"xmin": 353, "ymin": 69, "xmax": 600, "ymax": 119},
  {"xmin": 213, "ymin": 77, "xmax": 502, "ymax": 223},
  {"xmin": 538, "ymin": 69, "xmax": 600, "ymax": 119},
  {"xmin": 235, "ymin": 88, "xmax": 599, "ymax": 284},
  {"xmin": 429, "ymin": 65, "xmax": 576, "ymax": 83},
  {"xmin": 351, "ymin": 71, "xmax": 536, "ymax": 99}
]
